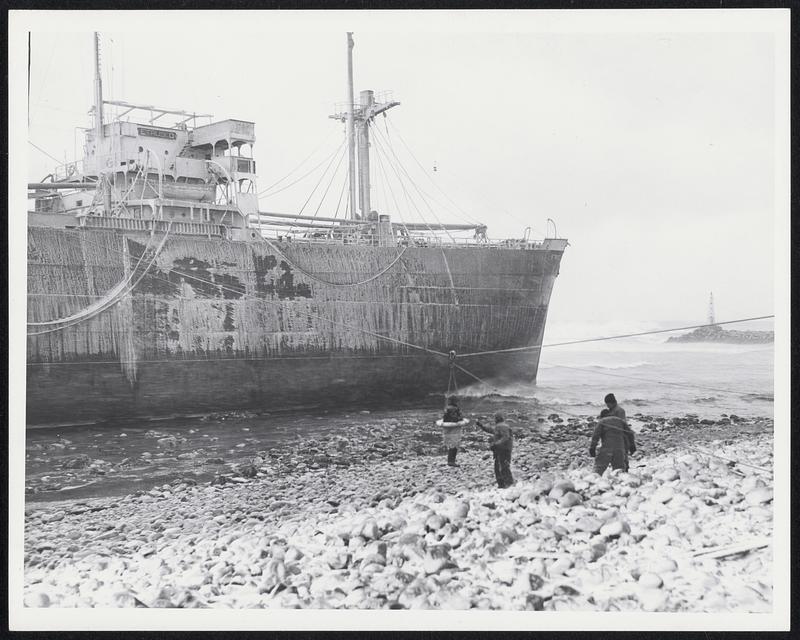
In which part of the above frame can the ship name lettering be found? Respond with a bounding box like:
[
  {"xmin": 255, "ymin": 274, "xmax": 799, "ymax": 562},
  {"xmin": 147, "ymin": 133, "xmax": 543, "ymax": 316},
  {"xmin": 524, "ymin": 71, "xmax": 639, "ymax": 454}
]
[{"xmin": 138, "ymin": 127, "xmax": 177, "ymax": 140}]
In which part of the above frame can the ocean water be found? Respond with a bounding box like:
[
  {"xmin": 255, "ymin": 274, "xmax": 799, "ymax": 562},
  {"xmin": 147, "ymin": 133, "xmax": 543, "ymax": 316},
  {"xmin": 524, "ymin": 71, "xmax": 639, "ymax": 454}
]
[
  {"xmin": 24, "ymin": 322, "xmax": 775, "ymax": 503},
  {"xmin": 461, "ymin": 332, "xmax": 774, "ymax": 420}
]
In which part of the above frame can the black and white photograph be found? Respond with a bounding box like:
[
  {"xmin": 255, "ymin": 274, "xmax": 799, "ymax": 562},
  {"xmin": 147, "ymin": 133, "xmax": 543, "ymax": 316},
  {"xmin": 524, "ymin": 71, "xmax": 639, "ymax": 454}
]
[{"xmin": 7, "ymin": 8, "xmax": 790, "ymax": 632}]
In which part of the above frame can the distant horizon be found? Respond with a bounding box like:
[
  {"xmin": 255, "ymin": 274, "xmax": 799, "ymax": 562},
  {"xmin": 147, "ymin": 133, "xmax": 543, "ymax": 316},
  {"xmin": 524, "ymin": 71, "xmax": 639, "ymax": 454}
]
[{"xmin": 20, "ymin": 13, "xmax": 780, "ymax": 330}]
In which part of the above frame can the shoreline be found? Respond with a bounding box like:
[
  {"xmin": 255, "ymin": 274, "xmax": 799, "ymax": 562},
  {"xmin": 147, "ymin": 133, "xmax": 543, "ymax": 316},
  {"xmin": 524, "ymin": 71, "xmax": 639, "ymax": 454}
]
[{"xmin": 22, "ymin": 411, "xmax": 774, "ymax": 611}]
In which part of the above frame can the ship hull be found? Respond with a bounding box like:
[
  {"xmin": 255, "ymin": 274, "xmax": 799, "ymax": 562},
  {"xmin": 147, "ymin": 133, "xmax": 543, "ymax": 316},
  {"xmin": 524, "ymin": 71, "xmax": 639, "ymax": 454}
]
[{"xmin": 26, "ymin": 226, "xmax": 566, "ymax": 425}]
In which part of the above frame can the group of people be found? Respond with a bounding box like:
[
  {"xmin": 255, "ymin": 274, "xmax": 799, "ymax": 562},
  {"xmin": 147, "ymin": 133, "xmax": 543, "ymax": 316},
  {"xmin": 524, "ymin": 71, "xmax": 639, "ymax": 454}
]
[{"xmin": 440, "ymin": 392, "xmax": 637, "ymax": 488}]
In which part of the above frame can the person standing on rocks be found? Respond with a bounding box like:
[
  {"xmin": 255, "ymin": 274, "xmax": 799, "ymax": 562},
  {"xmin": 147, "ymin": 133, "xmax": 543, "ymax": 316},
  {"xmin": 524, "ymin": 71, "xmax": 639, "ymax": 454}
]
[
  {"xmin": 477, "ymin": 412, "xmax": 514, "ymax": 488},
  {"xmin": 589, "ymin": 407, "xmax": 636, "ymax": 474},
  {"xmin": 604, "ymin": 393, "xmax": 626, "ymax": 420},
  {"xmin": 440, "ymin": 396, "xmax": 465, "ymax": 467}
]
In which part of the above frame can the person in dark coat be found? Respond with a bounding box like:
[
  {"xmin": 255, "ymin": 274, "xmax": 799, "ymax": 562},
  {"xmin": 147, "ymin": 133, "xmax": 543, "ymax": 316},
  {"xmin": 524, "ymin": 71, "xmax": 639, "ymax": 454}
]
[
  {"xmin": 604, "ymin": 392, "xmax": 626, "ymax": 420},
  {"xmin": 477, "ymin": 412, "xmax": 514, "ymax": 488},
  {"xmin": 442, "ymin": 396, "xmax": 464, "ymax": 467},
  {"xmin": 590, "ymin": 405, "xmax": 636, "ymax": 474}
]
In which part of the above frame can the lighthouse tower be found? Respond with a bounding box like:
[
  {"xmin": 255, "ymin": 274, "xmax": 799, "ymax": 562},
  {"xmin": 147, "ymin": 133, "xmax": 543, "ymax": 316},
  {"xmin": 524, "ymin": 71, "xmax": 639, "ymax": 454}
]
[{"xmin": 707, "ymin": 292, "xmax": 716, "ymax": 326}]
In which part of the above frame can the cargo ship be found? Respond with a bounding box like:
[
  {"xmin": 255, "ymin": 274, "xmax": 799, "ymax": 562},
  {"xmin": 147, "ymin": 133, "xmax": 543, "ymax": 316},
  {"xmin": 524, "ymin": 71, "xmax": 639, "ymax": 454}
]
[{"xmin": 26, "ymin": 33, "xmax": 568, "ymax": 425}]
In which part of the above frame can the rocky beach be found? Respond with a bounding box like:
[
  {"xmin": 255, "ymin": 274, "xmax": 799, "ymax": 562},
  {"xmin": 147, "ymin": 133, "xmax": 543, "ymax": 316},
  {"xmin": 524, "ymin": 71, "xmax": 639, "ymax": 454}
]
[{"xmin": 22, "ymin": 402, "xmax": 775, "ymax": 612}]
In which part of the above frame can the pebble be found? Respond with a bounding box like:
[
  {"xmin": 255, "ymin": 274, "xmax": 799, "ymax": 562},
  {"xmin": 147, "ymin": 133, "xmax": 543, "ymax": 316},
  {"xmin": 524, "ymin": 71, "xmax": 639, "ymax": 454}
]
[
  {"xmin": 21, "ymin": 412, "xmax": 773, "ymax": 612},
  {"xmin": 489, "ymin": 560, "xmax": 516, "ymax": 585},
  {"xmin": 639, "ymin": 587, "xmax": 668, "ymax": 612},
  {"xmin": 600, "ymin": 519, "xmax": 628, "ymax": 538},
  {"xmin": 745, "ymin": 487, "xmax": 773, "ymax": 505},
  {"xmin": 649, "ymin": 557, "xmax": 678, "ymax": 574},
  {"xmin": 638, "ymin": 572, "xmax": 664, "ymax": 589},
  {"xmin": 24, "ymin": 591, "xmax": 51, "ymax": 607},
  {"xmin": 575, "ymin": 516, "xmax": 603, "ymax": 533},
  {"xmin": 559, "ymin": 492, "xmax": 582, "ymax": 508}
]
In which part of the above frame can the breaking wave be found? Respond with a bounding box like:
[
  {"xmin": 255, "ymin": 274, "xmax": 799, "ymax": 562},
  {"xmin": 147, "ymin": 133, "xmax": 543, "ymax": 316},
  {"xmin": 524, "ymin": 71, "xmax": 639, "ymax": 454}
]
[
  {"xmin": 620, "ymin": 398, "xmax": 651, "ymax": 407},
  {"xmin": 533, "ymin": 397, "xmax": 594, "ymax": 407},
  {"xmin": 742, "ymin": 393, "xmax": 774, "ymax": 402},
  {"xmin": 539, "ymin": 360, "xmax": 652, "ymax": 371},
  {"xmin": 585, "ymin": 361, "xmax": 652, "ymax": 370}
]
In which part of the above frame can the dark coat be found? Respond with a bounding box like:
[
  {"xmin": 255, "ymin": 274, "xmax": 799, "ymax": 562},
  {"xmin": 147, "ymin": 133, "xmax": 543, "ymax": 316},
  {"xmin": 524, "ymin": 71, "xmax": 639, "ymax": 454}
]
[
  {"xmin": 590, "ymin": 416, "xmax": 636, "ymax": 455},
  {"xmin": 478, "ymin": 421, "xmax": 513, "ymax": 452},
  {"xmin": 443, "ymin": 404, "xmax": 463, "ymax": 423}
]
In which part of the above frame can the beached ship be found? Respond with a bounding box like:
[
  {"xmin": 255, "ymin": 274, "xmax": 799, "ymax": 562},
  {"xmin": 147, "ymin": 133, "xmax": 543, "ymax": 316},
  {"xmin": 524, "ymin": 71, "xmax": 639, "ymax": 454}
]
[{"xmin": 26, "ymin": 33, "xmax": 568, "ymax": 425}]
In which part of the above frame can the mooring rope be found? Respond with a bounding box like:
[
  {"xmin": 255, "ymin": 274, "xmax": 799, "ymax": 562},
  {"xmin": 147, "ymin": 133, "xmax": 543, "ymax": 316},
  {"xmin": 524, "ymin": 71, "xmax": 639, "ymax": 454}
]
[
  {"xmin": 257, "ymin": 235, "xmax": 408, "ymax": 288},
  {"xmin": 27, "ymin": 223, "xmax": 172, "ymax": 335},
  {"xmin": 27, "ymin": 232, "xmax": 156, "ymax": 326},
  {"xmin": 456, "ymin": 316, "xmax": 775, "ymax": 358}
]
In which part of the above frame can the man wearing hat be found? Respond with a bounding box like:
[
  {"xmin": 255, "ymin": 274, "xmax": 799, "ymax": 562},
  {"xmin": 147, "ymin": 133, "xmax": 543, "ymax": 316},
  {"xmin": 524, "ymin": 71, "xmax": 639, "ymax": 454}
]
[
  {"xmin": 589, "ymin": 393, "xmax": 635, "ymax": 474},
  {"xmin": 477, "ymin": 412, "xmax": 514, "ymax": 488},
  {"xmin": 603, "ymin": 393, "xmax": 626, "ymax": 421}
]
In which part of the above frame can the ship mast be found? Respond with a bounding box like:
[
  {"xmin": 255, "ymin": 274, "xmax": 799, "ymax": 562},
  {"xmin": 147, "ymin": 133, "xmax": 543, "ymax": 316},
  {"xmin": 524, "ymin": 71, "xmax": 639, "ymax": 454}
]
[
  {"xmin": 331, "ymin": 33, "xmax": 400, "ymax": 221},
  {"xmin": 93, "ymin": 32, "xmax": 104, "ymax": 141},
  {"xmin": 93, "ymin": 32, "xmax": 113, "ymax": 212},
  {"xmin": 346, "ymin": 33, "xmax": 357, "ymax": 220}
]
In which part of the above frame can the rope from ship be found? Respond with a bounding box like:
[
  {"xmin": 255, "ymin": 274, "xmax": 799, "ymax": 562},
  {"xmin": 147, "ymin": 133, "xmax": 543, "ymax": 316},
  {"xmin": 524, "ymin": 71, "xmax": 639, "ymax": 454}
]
[
  {"xmin": 27, "ymin": 234, "xmax": 776, "ymax": 392},
  {"xmin": 26, "ymin": 223, "xmax": 173, "ymax": 335},
  {"xmin": 455, "ymin": 315, "xmax": 776, "ymax": 358},
  {"xmin": 27, "ymin": 230, "xmax": 157, "ymax": 326},
  {"xmin": 27, "ymin": 230, "xmax": 434, "ymax": 349},
  {"xmin": 257, "ymin": 235, "xmax": 409, "ymax": 288},
  {"xmin": 685, "ymin": 445, "xmax": 772, "ymax": 475},
  {"xmin": 27, "ymin": 229, "xmax": 775, "ymax": 399},
  {"xmin": 444, "ymin": 350, "xmax": 459, "ymax": 408},
  {"xmin": 540, "ymin": 362, "xmax": 770, "ymax": 398}
]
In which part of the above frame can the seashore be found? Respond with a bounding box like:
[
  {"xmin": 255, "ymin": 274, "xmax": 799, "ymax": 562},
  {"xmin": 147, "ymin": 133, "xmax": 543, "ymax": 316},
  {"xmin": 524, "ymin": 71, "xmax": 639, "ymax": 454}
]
[{"xmin": 22, "ymin": 409, "xmax": 774, "ymax": 612}]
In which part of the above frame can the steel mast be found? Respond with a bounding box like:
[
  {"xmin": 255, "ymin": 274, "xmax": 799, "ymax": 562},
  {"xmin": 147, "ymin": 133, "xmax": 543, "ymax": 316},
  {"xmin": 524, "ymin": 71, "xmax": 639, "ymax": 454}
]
[
  {"xmin": 330, "ymin": 33, "xmax": 400, "ymax": 221},
  {"xmin": 345, "ymin": 33, "xmax": 357, "ymax": 220},
  {"xmin": 93, "ymin": 32, "xmax": 104, "ymax": 141}
]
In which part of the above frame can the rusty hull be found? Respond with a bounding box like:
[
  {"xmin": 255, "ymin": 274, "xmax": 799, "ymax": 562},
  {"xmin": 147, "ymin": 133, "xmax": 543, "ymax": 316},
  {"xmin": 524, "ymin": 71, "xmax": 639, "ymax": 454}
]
[{"xmin": 26, "ymin": 227, "xmax": 565, "ymax": 425}]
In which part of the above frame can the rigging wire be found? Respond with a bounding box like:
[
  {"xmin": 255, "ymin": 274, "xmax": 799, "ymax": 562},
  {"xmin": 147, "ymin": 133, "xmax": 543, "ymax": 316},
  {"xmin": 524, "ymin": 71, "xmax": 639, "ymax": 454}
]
[
  {"xmin": 331, "ymin": 166, "xmax": 350, "ymax": 225},
  {"xmin": 257, "ymin": 129, "xmax": 341, "ymax": 196},
  {"xmin": 541, "ymin": 362, "xmax": 769, "ymax": 399},
  {"xmin": 387, "ymin": 119, "xmax": 483, "ymax": 227},
  {"xmin": 28, "ymin": 140, "xmax": 63, "ymax": 165},
  {"xmin": 30, "ymin": 35, "xmax": 58, "ymax": 129},
  {"xmin": 290, "ymin": 143, "xmax": 347, "ymax": 234},
  {"xmin": 457, "ymin": 316, "xmax": 776, "ymax": 358},
  {"xmin": 372, "ymin": 135, "xmax": 412, "ymax": 240},
  {"xmin": 387, "ymin": 120, "xmax": 537, "ymax": 235},
  {"xmin": 372, "ymin": 125, "xmax": 456, "ymax": 243},
  {"xmin": 312, "ymin": 141, "xmax": 349, "ymax": 218},
  {"xmin": 26, "ymin": 228, "xmax": 775, "ymax": 371},
  {"xmin": 258, "ymin": 138, "xmax": 345, "ymax": 199},
  {"xmin": 371, "ymin": 131, "xmax": 439, "ymax": 240},
  {"xmin": 26, "ymin": 232, "xmax": 776, "ymax": 404},
  {"xmin": 375, "ymin": 124, "xmax": 451, "ymax": 228}
]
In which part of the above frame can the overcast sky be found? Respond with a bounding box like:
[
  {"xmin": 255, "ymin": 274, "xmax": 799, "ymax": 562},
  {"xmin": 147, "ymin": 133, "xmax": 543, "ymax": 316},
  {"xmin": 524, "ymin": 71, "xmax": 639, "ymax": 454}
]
[{"xmin": 20, "ymin": 11, "xmax": 784, "ymax": 334}]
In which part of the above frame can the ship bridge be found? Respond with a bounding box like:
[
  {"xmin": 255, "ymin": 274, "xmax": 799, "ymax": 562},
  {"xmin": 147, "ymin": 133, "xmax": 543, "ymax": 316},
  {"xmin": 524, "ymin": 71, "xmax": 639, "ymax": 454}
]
[{"xmin": 32, "ymin": 87, "xmax": 261, "ymax": 240}]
